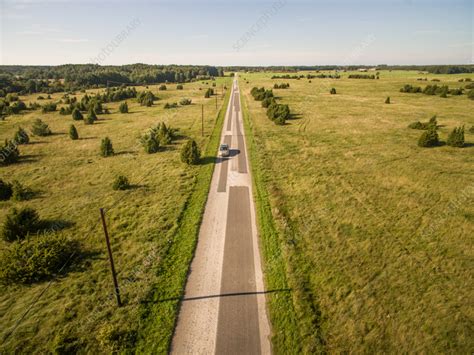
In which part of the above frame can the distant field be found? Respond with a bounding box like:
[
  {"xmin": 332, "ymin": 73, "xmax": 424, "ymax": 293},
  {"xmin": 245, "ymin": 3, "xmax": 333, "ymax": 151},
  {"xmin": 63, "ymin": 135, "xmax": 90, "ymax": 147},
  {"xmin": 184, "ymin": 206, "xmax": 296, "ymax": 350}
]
[
  {"xmin": 0, "ymin": 78, "xmax": 230, "ymax": 352},
  {"xmin": 240, "ymin": 70, "xmax": 474, "ymax": 352}
]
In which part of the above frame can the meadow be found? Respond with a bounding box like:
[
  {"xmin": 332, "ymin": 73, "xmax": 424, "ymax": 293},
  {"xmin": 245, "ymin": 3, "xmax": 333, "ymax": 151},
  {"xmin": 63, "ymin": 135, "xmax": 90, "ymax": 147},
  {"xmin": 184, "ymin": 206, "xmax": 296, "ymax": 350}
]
[
  {"xmin": 240, "ymin": 70, "xmax": 474, "ymax": 353},
  {"xmin": 0, "ymin": 78, "xmax": 230, "ymax": 352}
]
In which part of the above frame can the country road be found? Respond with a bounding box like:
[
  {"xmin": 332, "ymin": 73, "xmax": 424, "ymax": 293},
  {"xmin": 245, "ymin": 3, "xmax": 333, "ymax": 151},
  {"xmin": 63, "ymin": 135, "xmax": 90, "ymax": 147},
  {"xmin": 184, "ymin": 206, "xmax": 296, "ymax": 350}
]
[{"xmin": 171, "ymin": 76, "xmax": 271, "ymax": 354}]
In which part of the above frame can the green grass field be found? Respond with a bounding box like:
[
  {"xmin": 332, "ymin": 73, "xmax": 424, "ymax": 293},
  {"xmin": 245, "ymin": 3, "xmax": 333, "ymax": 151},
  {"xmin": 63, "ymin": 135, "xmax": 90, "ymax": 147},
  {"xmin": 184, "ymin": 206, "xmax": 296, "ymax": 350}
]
[
  {"xmin": 240, "ymin": 70, "xmax": 474, "ymax": 353},
  {"xmin": 0, "ymin": 79, "xmax": 230, "ymax": 352}
]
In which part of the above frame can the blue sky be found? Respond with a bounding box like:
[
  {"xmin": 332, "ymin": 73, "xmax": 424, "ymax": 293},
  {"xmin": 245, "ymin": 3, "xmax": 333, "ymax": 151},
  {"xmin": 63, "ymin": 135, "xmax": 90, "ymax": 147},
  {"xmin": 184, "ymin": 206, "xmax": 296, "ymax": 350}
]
[{"xmin": 1, "ymin": 0, "xmax": 472, "ymax": 65}]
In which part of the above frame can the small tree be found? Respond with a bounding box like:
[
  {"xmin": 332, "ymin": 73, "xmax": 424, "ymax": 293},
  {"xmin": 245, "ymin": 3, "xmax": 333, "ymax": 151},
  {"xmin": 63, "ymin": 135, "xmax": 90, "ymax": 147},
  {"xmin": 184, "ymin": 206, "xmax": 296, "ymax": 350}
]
[
  {"xmin": 112, "ymin": 175, "xmax": 130, "ymax": 190},
  {"xmin": 14, "ymin": 127, "xmax": 29, "ymax": 144},
  {"xmin": 447, "ymin": 126, "xmax": 465, "ymax": 147},
  {"xmin": 2, "ymin": 207, "xmax": 41, "ymax": 242},
  {"xmin": 72, "ymin": 108, "xmax": 83, "ymax": 121},
  {"xmin": 0, "ymin": 179, "xmax": 13, "ymax": 201},
  {"xmin": 31, "ymin": 119, "xmax": 52, "ymax": 136},
  {"xmin": 69, "ymin": 124, "xmax": 79, "ymax": 140},
  {"xmin": 0, "ymin": 140, "xmax": 20, "ymax": 166},
  {"xmin": 85, "ymin": 109, "xmax": 97, "ymax": 124},
  {"xmin": 418, "ymin": 126, "xmax": 439, "ymax": 147},
  {"xmin": 140, "ymin": 132, "xmax": 160, "ymax": 154},
  {"xmin": 385, "ymin": 97, "xmax": 390, "ymax": 104},
  {"xmin": 177, "ymin": 84, "xmax": 184, "ymax": 90},
  {"xmin": 119, "ymin": 101, "xmax": 129, "ymax": 113},
  {"xmin": 100, "ymin": 137, "xmax": 114, "ymax": 157},
  {"xmin": 159, "ymin": 85, "xmax": 167, "ymax": 91},
  {"xmin": 180, "ymin": 139, "xmax": 200, "ymax": 165},
  {"xmin": 330, "ymin": 88, "xmax": 337, "ymax": 95}
]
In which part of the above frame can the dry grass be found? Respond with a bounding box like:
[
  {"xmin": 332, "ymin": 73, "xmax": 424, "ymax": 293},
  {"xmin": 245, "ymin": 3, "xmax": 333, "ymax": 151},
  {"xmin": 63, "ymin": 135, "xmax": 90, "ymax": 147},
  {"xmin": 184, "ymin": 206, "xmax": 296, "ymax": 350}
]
[
  {"xmin": 240, "ymin": 70, "xmax": 474, "ymax": 353},
  {"xmin": 0, "ymin": 79, "xmax": 230, "ymax": 353}
]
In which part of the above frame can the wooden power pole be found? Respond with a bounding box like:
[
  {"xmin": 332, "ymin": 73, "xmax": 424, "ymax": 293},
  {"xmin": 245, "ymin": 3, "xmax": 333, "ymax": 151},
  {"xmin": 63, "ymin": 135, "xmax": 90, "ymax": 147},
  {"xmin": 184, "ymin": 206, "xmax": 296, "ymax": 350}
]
[{"xmin": 100, "ymin": 208, "xmax": 122, "ymax": 307}]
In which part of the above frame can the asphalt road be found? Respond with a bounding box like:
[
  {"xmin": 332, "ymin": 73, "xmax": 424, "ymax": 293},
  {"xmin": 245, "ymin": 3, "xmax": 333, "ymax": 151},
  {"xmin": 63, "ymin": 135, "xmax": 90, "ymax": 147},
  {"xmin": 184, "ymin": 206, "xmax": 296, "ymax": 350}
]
[{"xmin": 171, "ymin": 77, "xmax": 270, "ymax": 354}]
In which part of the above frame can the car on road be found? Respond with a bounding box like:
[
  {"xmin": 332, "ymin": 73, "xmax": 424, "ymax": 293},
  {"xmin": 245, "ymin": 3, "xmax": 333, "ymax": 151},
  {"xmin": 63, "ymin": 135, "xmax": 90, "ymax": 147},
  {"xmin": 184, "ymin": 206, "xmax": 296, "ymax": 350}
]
[{"xmin": 219, "ymin": 143, "xmax": 230, "ymax": 157}]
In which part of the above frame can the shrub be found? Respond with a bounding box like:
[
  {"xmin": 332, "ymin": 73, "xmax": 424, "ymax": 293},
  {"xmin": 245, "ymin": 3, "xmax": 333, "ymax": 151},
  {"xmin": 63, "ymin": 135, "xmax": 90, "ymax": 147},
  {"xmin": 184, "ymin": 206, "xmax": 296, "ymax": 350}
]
[
  {"xmin": 330, "ymin": 88, "xmax": 336, "ymax": 94},
  {"xmin": 140, "ymin": 132, "xmax": 160, "ymax": 154},
  {"xmin": 14, "ymin": 127, "xmax": 29, "ymax": 144},
  {"xmin": 447, "ymin": 126, "xmax": 465, "ymax": 147},
  {"xmin": 176, "ymin": 84, "xmax": 184, "ymax": 90},
  {"xmin": 0, "ymin": 179, "xmax": 13, "ymax": 201},
  {"xmin": 274, "ymin": 83, "xmax": 290, "ymax": 89},
  {"xmin": 159, "ymin": 85, "xmax": 167, "ymax": 91},
  {"xmin": 85, "ymin": 109, "xmax": 97, "ymax": 124},
  {"xmin": 69, "ymin": 124, "xmax": 79, "ymax": 140},
  {"xmin": 408, "ymin": 115, "xmax": 437, "ymax": 130},
  {"xmin": 250, "ymin": 87, "xmax": 273, "ymax": 101},
  {"xmin": 385, "ymin": 97, "xmax": 390, "ymax": 104},
  {"xmin": 11, "ymin": 180, "xmax": 34, "ymax": 201},
  {"xmin": 31, "ymin": 119, "xmax": 52, "ymax": 136},
  {"xmin": 164, "ymin": 102, "xmax": 178, "ymax": 109},
  {"xmin": 464, "ymin": 83, "xmax": 474, "ymax": 89},
  {"xmin": 100, "ymin": 137, "xmax": 114, "ymax": 157},
  {"xmin": 204, "ymin": 88, "xmax": 214, "ymax": 98},
  {"xmin": 179, "ymin": 98, "xmax": 192, "ymax": 105},
  {"xmin": 267, "ymin": 103, "xmax": 290, "ymax": 124},
  {"xmin": 418, "ymin": 126, "xmax": 439, "ymax": 147},
  {"xmin": 0, "ymin": 140, "xmax": 20, "ymax": 166},
  {"xmin": 469, "ymin": 126, "xmax": 474, "ymax": 134},
  {"xmin": 41, "ymin": 102, "xmax": 57, "ymax": 113},
  {"xmin": 72, "ymin": 108, "xmax": 83, "ymax": 121},
  {"xmin": 2, "ymin": 207, "xmax": 41, "ymax": 242},
  {"xmin": 0, "ymin": 233, "xmax": 76, "ymax": 284},
  {"xmin": 262, "ymin": 97, "xmax": 276, "ymax": 108},
  {"xmin": 137, "ymin": 91, "xmax": 156, "ymax": 106},
  {"xmin": 400, "ymin": 84, "xmax": 422, "ymax": 93},
  {"xmin": 59, "ymin": 107, "xmax": 72, "ymax": 115},
  {"xmin": 119, "ymin": 101, "xmax": 129, "ymax": 113},
  {"xmin": 468, "ymin": 89, "xmax": 474, "ymax": 100},
  {"xmin": 112, "ymin": 175, "xmax": 130, "ymax": 191},
  {"xmin": 180, "ymin": 139, "xmax": 200, "ymax": 165}
]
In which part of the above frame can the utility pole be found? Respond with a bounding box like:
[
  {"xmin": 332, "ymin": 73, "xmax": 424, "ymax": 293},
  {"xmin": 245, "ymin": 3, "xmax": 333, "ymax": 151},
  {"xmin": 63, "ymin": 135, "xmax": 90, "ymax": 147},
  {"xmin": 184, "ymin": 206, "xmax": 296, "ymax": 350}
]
[
  {"xmin": 100, "ymin": 208, "xmax": 122, "ymax": 307},
  {"xmin": 215, "ymin": 94, "xmax": 218, "ymax": 110},
  {"xmin": 201, "ymin": 104, "xmax": 204, "ymax": 137}
]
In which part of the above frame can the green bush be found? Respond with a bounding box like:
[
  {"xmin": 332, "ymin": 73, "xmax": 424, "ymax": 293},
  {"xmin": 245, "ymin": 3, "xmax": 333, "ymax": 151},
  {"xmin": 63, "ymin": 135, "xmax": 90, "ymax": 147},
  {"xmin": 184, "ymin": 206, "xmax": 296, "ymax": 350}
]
[
  {"xmin": 14, "ymin": 127, "xmax": 29, "ymax": 144},
  {"xmin": 72, "ymin": 108, "xmax": 83, "ymax": 121},
  {"xmin": 0, "ymin": 179, "xmax": 13, "ymax": 201},
  {"xmin": 267, "ymin": 103, "xmax": 290, "ymax": 124},
  {"xmin": 180, "ymin": 139, "xmax": 200, "ymax": 165},
  {"xmin": 100, "ymin": 137, "xmax": 114, "ymax": 157},
  {"xmin": 204, "ymin": 88, "xmax": 214, "ymax": 98},
  {"xmin": 464, "ymin": 83, "xmax": 474, "ymax": 89},
  {"xmin": 159, "ymin": 85, "xmax": 167, "ymax": 91},
  {"xmin": 69, "ymin": 124, "xmax": 79, "ymax": 140},
  {"xmin": 140, "ymin": 132, "xmax": 160, "ymax": 154},
  {"xmin": 262, "ymin": 97, "xmax": 276, "ymax": 108},
  {"xmin": 113, "ymin": 175, "xmax": 130, "ymax": 190},
  {"xmin": 468, "ymin": 89, "xmax": 474, "ymax": 100},
  {"xmin": 179, "ymin": 98, "xmax": 192, "ymax": 105},
  {"xmin": 447, "ymin": 126, "xmax": 465, "ymax": 147},
  {"xmin": 408, "ymin": 115, "xmax": 437, "ymax": 130},
  {"xmin": 469, "ymin": 126, "xmax": 474, "ymax": 134},
  {"xmin": 0, "ymin": 233, "xmax": 77, "ymax": 284},
  {"xmin": 330, "ymin": 88, "xmax": 336, "ymax": 94},
  {"xmin": 0, "ymin": 140, "xmax": 20, "ymax": 166},
  {"xmin": 31, "ymin": 119, "xmax": 52, "ymax": 136},
  {"xmin": 164, "ymin": 102, "xmax": 178, "ymax": 109},
  {"xmin": 85, "ymin": 109, "xmax": 97, "ymax": 124},
  {"xmin": 385, "ymin": 97, "xmax": 390, "ymax": 104},
  {"xmin": 177, "ymin": 84, "xmax": 184, "ymax": 90},
  {"xmin": 418, "ymin": 126, "xmax": 439, "ymax": 147},
  {"xmin": 119, "ymin": 101, "xmax": 128, "ymax": 113},
  {"xmin": 400, "ymin": 84, "xmax": 422, "ymax": 93},
  {"xmin": 2, "ymin": 207, "xmax": 41, "ymax": 242},
  {"xmin": 251, "ymin": 87, "xmax": 273, "ymax": 101},
  {"xmin": 137, "ymin": 91, "xmax": 156, "ymax": 106},
  {"xmin": 11, "ymin": 180, "xmax": 33, "ymax": 201},
  {"xmin": 41, "ymin": 102, "xmax": 57, "ymax": 113}
]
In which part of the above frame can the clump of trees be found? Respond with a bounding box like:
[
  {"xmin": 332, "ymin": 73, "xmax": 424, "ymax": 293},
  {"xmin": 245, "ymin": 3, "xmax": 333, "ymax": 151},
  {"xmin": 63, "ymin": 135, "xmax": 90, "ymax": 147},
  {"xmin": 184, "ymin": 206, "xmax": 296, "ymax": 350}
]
[
  {"xmin": 251, "ymin": 86, "xmax": 290, "ymax": 125},
  {"xmin": 251, "ymin": 87, "xmax": 273, "ymax": 101},
  {"xmin": 400, "ymin": 84, "xmax": 465, "ymax": 98},
  {"xmin": 31, "ymin": 119, "xmax": 52, "ymax": 136},
  {"xmin": 100, "ymin": 137, "xmax": 114, "ymax": 157},
  {"xmin": 446, "ymin": 126, "xmax": 465, "ymax": 147},
  {"xmin": 348, "ymin": 74, "xmax": 376, "ymax": 79},
  {"xmin": 0, "ymin": 179, "xmax": 34, "ymax": 202},
  {"xmin": 274, "ymin": 83, "xmax": 290, "ymax": 89},
  {"xmin": 137, "ymin": 91, "xmax": 156, "ymax": 106},
  {"xmin": 400, "ymin": 84, "xmax": 422, "ymax": 93},
  {"xmin": 113, "ymin": 175, "xmax": 130, "ymax": 190},
  {"xmin": 180, "ymin": 139, "xmax": 200, "ymax": 165},
  {"xmin": 140, "ymin": 122, "xmax": 177, "ymax": 153}
]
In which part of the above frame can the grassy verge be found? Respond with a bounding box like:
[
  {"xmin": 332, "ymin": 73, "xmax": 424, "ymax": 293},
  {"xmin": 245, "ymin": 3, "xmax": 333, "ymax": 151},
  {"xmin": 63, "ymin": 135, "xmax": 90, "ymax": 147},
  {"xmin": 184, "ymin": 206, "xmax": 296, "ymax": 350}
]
[
  {"xmin": 241, "ymin": 91, "xmax": 324, "ymax": 354},
  {"xmin": 136, "ymin": 88, "xmax": 231, "ymax": 353}
]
